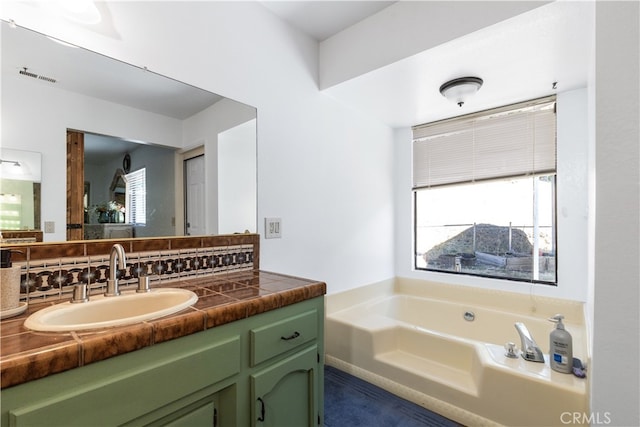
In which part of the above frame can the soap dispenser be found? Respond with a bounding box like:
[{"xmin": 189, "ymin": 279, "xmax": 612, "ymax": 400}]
[
  {"xmin": 0, "ymin": 249, "xmax": 22, "ymax": 312},
  {"xmin": 548, "ymin": 314, "xmax": 573, "ymax": 373}
]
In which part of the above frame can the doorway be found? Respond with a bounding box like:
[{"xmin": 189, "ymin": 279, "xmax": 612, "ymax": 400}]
[{"xmin": 184, "ymin": 154, "xmax": 206, "ymax": 236}]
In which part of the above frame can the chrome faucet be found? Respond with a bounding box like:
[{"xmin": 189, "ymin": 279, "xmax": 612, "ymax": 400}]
[
  {"xmin": 514, "ymin": 322, "xmax": 545, "ymax": 363},
  {"xmin": 105, "ymin": 244, "xmax": 126, "ymax": 297}
]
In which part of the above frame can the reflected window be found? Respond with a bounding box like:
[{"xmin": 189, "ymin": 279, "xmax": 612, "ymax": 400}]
[{"xmin": 125, "ymin": 168, "xmax": 146, "ymax": 225}]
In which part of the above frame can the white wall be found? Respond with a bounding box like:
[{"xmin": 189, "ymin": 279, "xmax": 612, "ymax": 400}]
[
  {"xmin": 394, "ymin": 88, "xmax": 591, "ymax": 302},
  {"xmin": 218, "ymin": 119, "xmax": 257, "ymax": 234},
  {"xmin": 1, "ymin": 1, "xmax": 396, "ymax": 292},
  {"xmin": 592, "ymin": 2, "xmax": 640, "ymax": 426}
]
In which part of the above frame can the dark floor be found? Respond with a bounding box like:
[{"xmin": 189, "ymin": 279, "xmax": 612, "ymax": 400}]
[{"xmin": 324, "ymin": 365, "xmax": 462, "ymax": 427}]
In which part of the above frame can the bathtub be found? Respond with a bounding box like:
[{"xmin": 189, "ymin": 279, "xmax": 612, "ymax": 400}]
[{"xmin": 325, "ymin": 277, "xmax": 589, "ymax": 427}]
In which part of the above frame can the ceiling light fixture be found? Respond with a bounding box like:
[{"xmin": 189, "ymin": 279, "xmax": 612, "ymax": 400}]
[{"xmin": 439, "ymin": 77, "xmax": 483, "ymax": 107}]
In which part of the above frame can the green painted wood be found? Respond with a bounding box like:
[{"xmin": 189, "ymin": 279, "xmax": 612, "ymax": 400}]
[
  {"xmin": 251, "ymin": 345, "xmax": 318, "ymax": 427},
  {"xmin": 162, "ymin": 400, "xmax": 215, "ymax": 427},
  {"xmin": 1, "ymin": 296, "xmax": 325, "ymax": 427},
  {"xmin": 8, "ymin": 335, "xmax": 240, "ymax": 426},
  {"xmin": 250, "ymin": 309, "xmax": 317, "ymax": 366}
]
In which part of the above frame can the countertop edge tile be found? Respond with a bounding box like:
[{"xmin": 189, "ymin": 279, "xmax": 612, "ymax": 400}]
[
  {"xmin": 0, "ymin": 271, "xmax": 326, "ymax": 389},
  {"xmin": 245, "ymin": 292, "xmax": 283, "ymax": 318},
  {"xmin": 204, "ymin": 300, "xmax": 249, "ymax": 329},
  {"xmin": 0, "ymin": 340, "xmax": 80, "ymax": 388},
  {"xmin": 80, "ymin": 323, "xmax": 154, "ymax": 366},
  {"xmin": 151, "ymin": 309, "xmax": 206, "ymax": 344}
]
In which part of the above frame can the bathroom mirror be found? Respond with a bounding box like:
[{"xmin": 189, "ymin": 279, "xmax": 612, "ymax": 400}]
[
  {"xmin": 0, "ymin": 148, "xmax": 42, "ymax": 232},
  {"xmin": 1, "ymin": 20, "xmax": 257, "ymax": 242}
]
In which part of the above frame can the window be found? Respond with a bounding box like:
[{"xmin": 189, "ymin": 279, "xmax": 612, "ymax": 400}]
[
  {"xmin": 412, "ymin": 97, "xmax": 557, "ymax": 284},
  {"xmin": 125, "ymin": 168, "xmax": 146, "ymax": 225}
]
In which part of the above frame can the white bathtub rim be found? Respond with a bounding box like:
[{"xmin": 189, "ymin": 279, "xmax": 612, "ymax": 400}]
[
  {"xmin": 394, "ymin": 276, "xmax": 586, "ymax": 325},
  {"xmin": 327, "ymin": 276, "xmax": 587, "ymax": 325},
  {"xmin": 328, "ymin": 316, "xmax": 588, "ymax": 396},
  {"xmin": 327, "ymin": 285, "xmax": 589, "ymax": 362},
  {"xmin": 329, "ymin": 297, "xmax": 588, "ymax": 363}
]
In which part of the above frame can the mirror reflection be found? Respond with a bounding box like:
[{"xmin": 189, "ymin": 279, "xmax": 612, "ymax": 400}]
[
  {"xmin": 82, "ymin": 133, "xmax": 178, "ymax": 240},
  {"xmin": 0, "ymin": 148, "xmax": 42, "ymax": 239},
  {"xmin": 1, "ymin": 20, "xmax": 257, "ymax": 242}
]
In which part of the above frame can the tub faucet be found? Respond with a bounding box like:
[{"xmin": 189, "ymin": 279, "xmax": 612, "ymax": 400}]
[
  {"xmin": 514, "ymin": 322, "xmax": 544, "ymax": 363},
  {"xmin": 105, "ymin": 244, "xmax": 126, "ymax": 297}
]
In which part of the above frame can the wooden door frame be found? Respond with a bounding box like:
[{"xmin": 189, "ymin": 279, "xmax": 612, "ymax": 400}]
[{"xmin": 66, "ymin": 130, "xmax": 84, "ymax": 240}]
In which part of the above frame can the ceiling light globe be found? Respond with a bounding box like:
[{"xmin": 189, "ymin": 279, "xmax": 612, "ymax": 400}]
[{"xmin": 439, "ymin": 77, "xmax": 483, "ymax": 107}]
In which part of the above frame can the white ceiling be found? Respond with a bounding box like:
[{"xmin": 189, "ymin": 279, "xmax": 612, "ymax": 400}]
[
  {"xmin": 2, "ymin": 1, "xmax": 391, "ymax": 130},
  {"xmin": 317, "ymin": 1, "xmax": 594, "ymax": 128},
  {"xmin": 2, "ymin": 1, "xmax": 594, "ymax": 134},
  {"xmin": 260, "ymin": 1, "xmax": 396, "ymax": 41},
  {"xmin": 1, "ymin": 19, "xmax": 224, "ymax": 121},
  {"xmin": 1, "ymin": 17, "xmax": 224, "ymax": 161}
]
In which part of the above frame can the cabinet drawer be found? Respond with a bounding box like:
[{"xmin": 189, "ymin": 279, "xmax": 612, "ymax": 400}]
[{"xmin": 250, "ymin": 309, "xmax": 317, "ymax": 366}]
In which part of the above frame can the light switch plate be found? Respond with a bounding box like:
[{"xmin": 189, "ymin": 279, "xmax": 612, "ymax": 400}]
[
  {"xmin": 44, "ymin": 221, "xmax": 55, "ymax": 233},
  {"xmin": 265, "ymin": 217, "xmax": 282, "ymax": 239}
]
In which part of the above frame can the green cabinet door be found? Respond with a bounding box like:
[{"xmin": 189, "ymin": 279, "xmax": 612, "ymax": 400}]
[{"xmin": 251, "ymin": 345, "xmax": 318, "ymax": 427}]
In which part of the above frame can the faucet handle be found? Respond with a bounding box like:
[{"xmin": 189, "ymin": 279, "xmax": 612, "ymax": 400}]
[
  {"xmin": 136, "ymin": 275, "xmax": 151, "ymax": 293},
  {"xmin": 504, "ymin": 342, "xmax": 519, "ymax": 358},
  {"xmin": 71, "ymin": 284, "xmax": 89, "ymax": 303}
]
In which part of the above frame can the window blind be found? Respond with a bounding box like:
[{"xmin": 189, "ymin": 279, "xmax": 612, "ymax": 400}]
[
  {"xmin": 125, "ymin": 168, "xmax": 146, "ymax": 225},
  {"xmin": 412, "ymin": 97, "xmax": 556, "ymax": 189}
]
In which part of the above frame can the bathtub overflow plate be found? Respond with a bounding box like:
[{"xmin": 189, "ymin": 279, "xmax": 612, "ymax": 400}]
[{"xmin": 463, "ymin": 311, "xmax": 475, "ymax": 321}]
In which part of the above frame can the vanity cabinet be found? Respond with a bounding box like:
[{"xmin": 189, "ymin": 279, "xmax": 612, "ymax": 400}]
[
  {"xmin": 2, "ymin": 332, "xmax": 240, "ymax": 427},
  {"xmin": 0, "ymin": 297, "xmax": 324, "ymax": 427},
  {"xmin": 250, "ymin": 309, "xmax": 320, "ymax": 427},
  {"xmin": 252, "ymin": 345, "xmax": 318, "ymax": 427}
]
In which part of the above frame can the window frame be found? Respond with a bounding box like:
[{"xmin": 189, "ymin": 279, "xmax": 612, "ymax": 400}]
[{"xmin": 412, "ymin": 97, "xmax": 558, "ymax": 285}]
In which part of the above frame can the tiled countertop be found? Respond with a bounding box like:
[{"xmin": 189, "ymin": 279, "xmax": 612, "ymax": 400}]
[{"xmin": 0, "ymin": 270, "xmax": 326, "ymax": 389}]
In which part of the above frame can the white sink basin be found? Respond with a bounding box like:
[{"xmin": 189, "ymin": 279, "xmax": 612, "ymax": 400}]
[{"xmin": 24, "ymin": 288, "xmax": 198, "ymax": 332}]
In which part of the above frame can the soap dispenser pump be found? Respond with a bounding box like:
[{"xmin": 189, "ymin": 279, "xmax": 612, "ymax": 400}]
[{"xmin": 548, "ymin": 314, "xmax": 573, "ymax": 373}]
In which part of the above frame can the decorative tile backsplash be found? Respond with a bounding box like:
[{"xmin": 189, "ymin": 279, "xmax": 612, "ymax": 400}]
[{"xmin": 2, "ymin": 234, "xmax": 260, "ymax": 303}]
